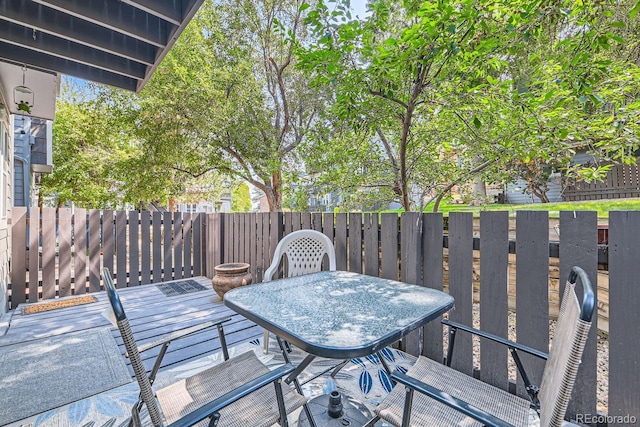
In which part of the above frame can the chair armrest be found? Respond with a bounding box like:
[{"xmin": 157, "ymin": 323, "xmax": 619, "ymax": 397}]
[
  {"xmin": 442, "ymin": 319, "xmax": 548, "ymax": 360},
  {"xmin": 167, "ymin": 363, "xmax": 297, "ymax": 427},
  {"xmin": 137, "ymin": 316, "xmax": 231, "ymax": 354},
  {"xmin": 391, "ymin": 370, "xmax": 516, "ymax": 427}
]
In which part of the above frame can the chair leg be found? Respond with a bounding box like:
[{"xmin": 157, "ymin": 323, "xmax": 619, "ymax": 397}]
[
  {"xmin": 274, "ymin": 378, "xmax": 289, "ymax": 427},
  {"xmin": 362, "ymin": 415, "xmax": 380, "ymax": 427},
  {"xmin": 206, "ymin": 413, "xmax": 221, "ymax": 427},
  {"xmin": 401, "ymin": 386, "xmax": 414, "ymax": 427},
  {"xmin": 264, "ymin": 330, "xmax": 270, "ymax": 354}
]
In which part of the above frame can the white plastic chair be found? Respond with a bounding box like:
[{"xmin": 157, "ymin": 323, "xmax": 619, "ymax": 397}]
[{"xmin": 263, "ymin": 230, "xmax": 336, "ymax": 352}]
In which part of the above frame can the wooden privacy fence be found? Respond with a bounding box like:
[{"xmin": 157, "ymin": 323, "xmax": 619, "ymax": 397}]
[
  {"xmin": 10, "ymin": 207, "xmax": 207, "ymax": 306},
  {"xmin": 7, "ymin": 209, "xmax": 640, "ymax": 420},
  {"xmin": 211, "ymin": 211, "xmax": 638, "ymax": 422},
  {"xmin": 564, "ymin": 162, "xmax": 640, "ymax": 200}
]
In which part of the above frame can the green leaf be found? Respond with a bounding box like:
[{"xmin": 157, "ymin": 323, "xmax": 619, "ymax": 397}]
[
  {"xmin": 473, "ymin": 116, "xmax": 482, "ymax": 129},
  {"xmin": 631, "ymin": 1, "xmax": 640, "ymax": 19},
  {"xmin": 487, "ymin": 75, "xmax": 498, "ymax": 85}
]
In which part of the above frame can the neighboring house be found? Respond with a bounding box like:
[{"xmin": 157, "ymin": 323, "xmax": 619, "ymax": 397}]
[
  {"xmin": 504, "ymin": 173, "xmax": 563, "ymax": 204},
  {"xmin": 178, "ymin": 194, "xmax": 232, "ymax": 214},
  {"xmin": 13, "ymin": 116, "xmax": 53, "ymax": 207}
]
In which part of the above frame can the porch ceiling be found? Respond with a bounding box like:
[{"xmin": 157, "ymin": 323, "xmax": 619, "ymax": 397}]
[{"xmin": 0, "ymin": 0, "xmax": 205, "ymax": 93}]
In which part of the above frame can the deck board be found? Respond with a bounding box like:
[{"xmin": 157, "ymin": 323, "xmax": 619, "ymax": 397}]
[{"xmin": 1, "ymin": 277, "xmax": 263, "ymax": 375}]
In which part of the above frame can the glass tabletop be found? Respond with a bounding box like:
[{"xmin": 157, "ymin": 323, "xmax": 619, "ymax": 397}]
[{"xmin": 224, "ymin": 271, "xmax": 454, "ymax": 359}]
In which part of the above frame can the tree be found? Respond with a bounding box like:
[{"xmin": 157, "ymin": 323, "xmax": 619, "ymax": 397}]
[
  {"xmin": 133, "ymin": 0, "xmax": 321, "ymax": 211},
  {"xmin": 232, "ymin": 182, "xmax": 252, "ymax": 212},
  {"xmin": 40, "ymin": 80, "xmax": 136, "ymax": 208},
  {"xmin": 299, "ymin": 0, "xmax": 640, "ymax": 211}
]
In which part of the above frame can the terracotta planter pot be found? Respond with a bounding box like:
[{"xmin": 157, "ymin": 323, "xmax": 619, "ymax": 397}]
[{"xmin": 212, "ymin": 263, "xmax": 252, "ymax": 298}]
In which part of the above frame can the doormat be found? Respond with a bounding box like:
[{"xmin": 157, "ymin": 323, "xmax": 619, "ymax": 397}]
[
  {"xmin": 156, "ymin": 280, "xmax": 207, "ymax": 297},
  {"xmin": 0, "ymin": 328, "xmax": 131, "ymax": 426},
  {"xmin": 23, "ymin": 295, "xmax": 97, "ymax": 315}
]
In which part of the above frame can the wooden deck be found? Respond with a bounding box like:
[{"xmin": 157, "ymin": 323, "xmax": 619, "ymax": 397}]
[{"xmin": 0, "ymin": 277, "xmax": 262, "ymax": 376}]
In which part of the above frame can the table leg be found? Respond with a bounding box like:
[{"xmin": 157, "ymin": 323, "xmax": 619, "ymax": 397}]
[
  {"xmin": 276, "ymin": 336, "xmax": 318, "ymax": 427},
  {"xmin": 329, "ymin": 359, "xmax": 350, "ymax": 378},
  {"xmin": 377, "ymin": 351, "xmax": 393, "ymax": 376},
  {"xmin": 285, "ymin": 354, "xmax": 316, "ymax": 385}
]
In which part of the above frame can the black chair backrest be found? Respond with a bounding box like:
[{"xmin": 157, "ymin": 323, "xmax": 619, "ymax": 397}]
[{"xmin": 102, "ymin": 268, "xmax": 163, "ymax": 426}]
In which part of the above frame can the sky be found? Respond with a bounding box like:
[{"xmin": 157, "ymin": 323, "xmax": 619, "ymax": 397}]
[{"xmin": 350, "ymin": 0, "xmax": 369, "ymax": 18}]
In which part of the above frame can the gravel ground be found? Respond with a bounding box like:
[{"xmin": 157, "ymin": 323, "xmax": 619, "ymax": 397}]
[{"xmin": 444, "ymin": 304, "xmax": 608, "ymax": 413}]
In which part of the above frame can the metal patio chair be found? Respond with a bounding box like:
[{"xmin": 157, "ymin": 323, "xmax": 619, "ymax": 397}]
[
  {"xmin": 101, "ymin": 268, "xmax": 306, "ymax": 427},
  {"xmin": 262, "ymin": 230, "xmax": 336, "ymax": 353},
  {"xmin": 367, "ymin": 266, "xmax": 595, "ymax": 427}
]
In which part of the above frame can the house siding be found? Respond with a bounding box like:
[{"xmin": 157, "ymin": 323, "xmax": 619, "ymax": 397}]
[
  {"xmin": 0, "ymin": 93, "xmax": 13, "ymax": 315},
  {"xmin": 505, "ymin": 174, "xmax": 563, "ymax": 204}
]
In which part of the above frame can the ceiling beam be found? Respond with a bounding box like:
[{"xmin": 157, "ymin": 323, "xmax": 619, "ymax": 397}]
[
  {"xmin": 0, "ymin": 42, "xmax": 139, "ymax": 92},
  {"xmin": 0, "ymin": 22, "xmax": 148, "ymax": 80},
  {"xmin": 120, "ymin": 0, "xmax": 182, "ymax": 26},
  {"xmin": 32, "ymin": 0, "xmax": 168, "ymax": 47},
  {"xmin": 0, "ymin": 0, "xmax": 157, "ymax": 66}
]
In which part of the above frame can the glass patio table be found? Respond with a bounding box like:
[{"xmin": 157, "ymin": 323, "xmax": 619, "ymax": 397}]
[
  {"xmin": 223, "ymin": 270, "xmax": 454, "ymax": 360},
  {"xmin": 224, "ymin": 271, "xmax": 454, "ymax": 427}
]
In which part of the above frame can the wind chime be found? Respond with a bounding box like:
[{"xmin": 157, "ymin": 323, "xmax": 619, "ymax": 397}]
[{"xmin": 14, "ymin": 65, "xmax": 34, "ymax": 114}]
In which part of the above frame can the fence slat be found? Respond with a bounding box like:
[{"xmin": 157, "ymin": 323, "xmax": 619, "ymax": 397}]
[
  {"xmin": 116, "ymin": 211, "xmax": 127, "ymax": 287},
  {"xmin": 163, "ymin": 212, "xmax": 173, "ymax": 281},
  {"xmin": 41, "ymin": 208, "xmax": 56, "ymax": 299},
  {"xmin": 269, "ymin": 212, "xmax": 283, "ymax": 278},
  {"xmin": 58, "ymin": 209, "xmax": 72, "ymax": 296},
  {"xmin": 559, "ymin": 211, "xmax": 598, "ymax": 418},
  {"xmin": 73, "ymin": 209, "xmax": 87, "ymax": 294},
  {"xmin": 244, "ymin": 213, "xmax": 251, "ymax": 264},
  {"xmin": 237, "ymin": 214, "xmax": 245, "ymax": 263},
  {"xmin": 335, "ymin": 213, "xmax": 348, "ymax": 271},
  {"xmin": 363, "ymin": 213, "xmax": 379, "ymax": 277},
  {"xmin": 250, "ymin": 213, "xmax": 258, "ymax": 280},
  {"xmin": 322, "ymin": 213, "xmax": 334, "ymax": 253},
  {"xmin": 312, "ymin": 213, "xmax": 323, "ymax": 233},
  {"xmin": 174, "ymin": 212, "xmax": 183, "ymax": 280},
  {"xmin": 421, "ymin": 213, "xmax": 444, "ymax": 361},
  {"xmin": 349, "ymin": 213, "xmax": 362, "ymax": 273},
  {"xmin": 255, "ymin": 213, "xmax": 264, "ymax": 282},
  {"xmin": 141, "ymin": 211, "xmax": 151, "ymax": 285},
  {"xmin": 609, "ymin": 211, "xmax": 640, "ymax": 419},
  {"xmin": 28, "ymin": 207, "xmax": 40, "ymax": 301},
  {"xmin": 479, "ymin": 211, "xmax": 509, "ymax": 390},
  {"xmin": 152, "ymin": 212, "xmax": 162, "ymax": 283},
  {"xmin": 380, "ymin": 213, "xmax": 398, "ymax": 281},
  {"xmin": 11, "ymin": 207, "xmax": 27, "ymax": 306},
  {"xmin": 447, "ymin": 212, "xmax": 474, "ymax": 376},
  {"xmin": 88, "ymin": 210, "xmax": 101, "ymax": 292},
  {"xmin": 129, "ymin": 211, "xmax": 140, "ymax": 286},
  {"xmin": 515, "ymin": 211, "xmax": 549, "ymax": 397},
  {"xmin": 103, "ymin": 210, "xmax": 114, "ymax": 277},
  {"xmin": 401, "ymin": 212, "xmax": 422, "ymax": 355},
  {"xmin": 193, "ymin": 213, "xmax": 203, "ymax": 276},
  {"xmin": 183, "ymin": 213, "xmax": 192, "ymax": 278},
  {"xmin": 302, "ymin": 212, "xmax": 312, "ymax": 230}
]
